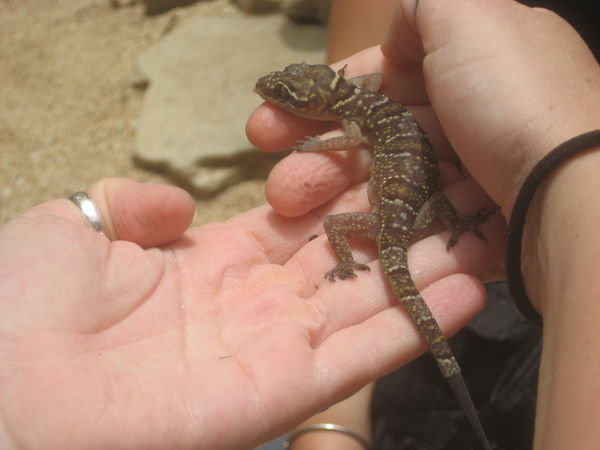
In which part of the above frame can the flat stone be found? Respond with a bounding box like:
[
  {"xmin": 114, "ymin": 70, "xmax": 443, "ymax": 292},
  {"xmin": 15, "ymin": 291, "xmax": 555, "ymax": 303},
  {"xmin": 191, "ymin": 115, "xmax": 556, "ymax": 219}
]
[{"xmin": 135, "ymin": 12, "xmax": 326, "ymax": 195}]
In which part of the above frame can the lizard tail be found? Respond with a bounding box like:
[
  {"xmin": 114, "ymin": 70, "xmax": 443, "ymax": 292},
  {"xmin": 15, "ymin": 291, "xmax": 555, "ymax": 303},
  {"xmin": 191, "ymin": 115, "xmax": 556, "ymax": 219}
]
[
  {"xmin": 447, "ymin": 373, "xmax": 493, "ymax": 450},
  {"xmin": 382, "ymin": 253, "xmax": 492, "ymax": 449}
]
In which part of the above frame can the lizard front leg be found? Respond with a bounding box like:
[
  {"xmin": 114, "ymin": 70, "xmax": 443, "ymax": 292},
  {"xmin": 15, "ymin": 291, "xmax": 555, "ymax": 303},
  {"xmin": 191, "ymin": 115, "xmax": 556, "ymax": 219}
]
[
  {"xmin": 322, "ymin": 211, "xmax": 379, "ymax": 281},
  {"xmin": 413, "ymin": 192, "xmax": 494, "ymax": 249},
  {"xmin": 293, "ymin": 119, "xmax": 367, "ymax": 152}
]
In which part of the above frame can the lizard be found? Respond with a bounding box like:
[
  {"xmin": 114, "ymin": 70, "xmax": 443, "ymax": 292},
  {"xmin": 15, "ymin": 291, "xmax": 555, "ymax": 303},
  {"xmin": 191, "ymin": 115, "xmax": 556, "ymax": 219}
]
[{"xmin": 254, "ymin": 62, "xmax": 493, "ymax": 450}]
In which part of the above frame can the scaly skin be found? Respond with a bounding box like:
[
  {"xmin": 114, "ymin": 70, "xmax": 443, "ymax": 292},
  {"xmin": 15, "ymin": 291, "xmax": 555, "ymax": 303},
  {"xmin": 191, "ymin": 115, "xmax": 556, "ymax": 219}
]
[{"xmin": 255, "ymin": 63, "xmax": 493, "ymax": 450}]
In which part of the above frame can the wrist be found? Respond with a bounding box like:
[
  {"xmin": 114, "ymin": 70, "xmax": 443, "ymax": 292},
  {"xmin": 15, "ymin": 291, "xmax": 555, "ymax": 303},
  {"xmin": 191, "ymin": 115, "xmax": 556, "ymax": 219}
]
[
  {"xmin": 522, "ymin": 144, "xmax": 600, "ymax": 315},
  {"xmin": 521, "ymin": 146, "xmax": 600, "ymax": 448}
]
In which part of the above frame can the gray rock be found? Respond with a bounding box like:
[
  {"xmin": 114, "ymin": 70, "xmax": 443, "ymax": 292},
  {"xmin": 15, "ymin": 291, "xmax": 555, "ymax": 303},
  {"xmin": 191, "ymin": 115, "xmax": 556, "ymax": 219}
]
[{"xmin": 135, "ymin": 13, "xmax": 326, "ymax": 195}]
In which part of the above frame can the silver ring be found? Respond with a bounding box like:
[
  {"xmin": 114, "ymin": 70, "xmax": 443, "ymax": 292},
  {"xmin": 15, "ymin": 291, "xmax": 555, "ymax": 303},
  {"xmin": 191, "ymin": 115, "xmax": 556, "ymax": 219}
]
[
  {"xmin": 284, "ymin": 423, "xmax": 371, "ymax": 449},
  {"xmin": 69, "ymin": 191, "xmax": 108, "ymax": 237}
]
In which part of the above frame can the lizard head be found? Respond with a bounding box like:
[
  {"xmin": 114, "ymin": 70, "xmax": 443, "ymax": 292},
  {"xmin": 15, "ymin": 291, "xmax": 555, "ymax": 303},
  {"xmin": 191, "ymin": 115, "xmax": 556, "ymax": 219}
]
[{"xmin": 254, "ymin": 63, "xmax": 347, "ymax": 121}]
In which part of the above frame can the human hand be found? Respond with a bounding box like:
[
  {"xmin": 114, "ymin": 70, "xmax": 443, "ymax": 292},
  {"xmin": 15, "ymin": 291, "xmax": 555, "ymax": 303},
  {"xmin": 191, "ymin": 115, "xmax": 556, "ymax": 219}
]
[
  {"xmin": 247, "ymin": 0, "xmax": 600, "ymax": 221},
  {"xmin": 0, "ymin": 178, "xmax": 496, "ymax": 449},
  {"xmin": 382, "ymin": 0, "xmax": 600, "ymax": 216}
]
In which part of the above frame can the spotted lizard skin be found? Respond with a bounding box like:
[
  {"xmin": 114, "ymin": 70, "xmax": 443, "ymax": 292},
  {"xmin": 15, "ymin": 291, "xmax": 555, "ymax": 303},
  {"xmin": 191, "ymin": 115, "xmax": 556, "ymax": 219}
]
[{"xmin": 255, "ymin": 63, "xmax": 493, "ymax": 450}]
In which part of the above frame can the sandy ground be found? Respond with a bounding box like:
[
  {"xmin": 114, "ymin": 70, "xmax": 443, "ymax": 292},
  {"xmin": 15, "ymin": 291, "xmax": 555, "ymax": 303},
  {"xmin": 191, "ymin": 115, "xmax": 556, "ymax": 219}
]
[{"xmin": 0, "ymin": 0, "xmax": 266, "ymax": 226}]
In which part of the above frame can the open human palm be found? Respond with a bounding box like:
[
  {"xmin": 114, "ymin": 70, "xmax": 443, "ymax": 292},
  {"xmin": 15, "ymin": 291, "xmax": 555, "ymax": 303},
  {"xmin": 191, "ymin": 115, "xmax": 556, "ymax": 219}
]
[{"xmin": 0, "ymin": 176, "xmax": 501, "ymax": 450}]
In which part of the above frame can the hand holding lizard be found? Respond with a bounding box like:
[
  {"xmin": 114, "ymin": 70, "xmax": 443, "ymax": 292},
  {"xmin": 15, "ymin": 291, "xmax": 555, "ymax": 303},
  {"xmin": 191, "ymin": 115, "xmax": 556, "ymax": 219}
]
[{"xmin": 247, "ymin": 0, "xmax": 600, "ymax": 220}]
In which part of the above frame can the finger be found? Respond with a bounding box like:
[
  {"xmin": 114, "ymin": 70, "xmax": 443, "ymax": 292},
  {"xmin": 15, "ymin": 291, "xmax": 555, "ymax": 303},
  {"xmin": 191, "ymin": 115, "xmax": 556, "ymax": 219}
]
[
  {"xmin": 314, "ymin": 273, "xmax": 487, "ymax": 396},
  {"xmin": 227, "ymin": 181, "xmax": 372, "ymax": 265},
  {"xmin": 246, "ymin": 102, "xmax": 334, "ymax": 152},
  {"xmin": 30, "ymin": 179, "xmax": 194, "ymax": 246},
  {"xmin": 10, "ymin": 179, "xmax": 194, "ymax": 274},
  {"xmin": 265, "ymin": 148, "xmax": 459, "ymax": 221},
  {"xmin": 262, "ymin": 110, "xmax": 453, "ymax": 218},
  {"xmin": 266, "ymin": 142, "xmax": 372, "ymax": 217},
  {"xmin": 84, "ymin": 178, "xmax": 193, "ymax": 246}
]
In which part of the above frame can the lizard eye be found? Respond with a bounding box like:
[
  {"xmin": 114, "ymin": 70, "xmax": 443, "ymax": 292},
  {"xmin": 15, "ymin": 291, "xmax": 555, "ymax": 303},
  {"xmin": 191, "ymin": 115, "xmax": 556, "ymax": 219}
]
[{"xmin": 273, "ymin": 83, "xmax": 290, "ymax": 101}]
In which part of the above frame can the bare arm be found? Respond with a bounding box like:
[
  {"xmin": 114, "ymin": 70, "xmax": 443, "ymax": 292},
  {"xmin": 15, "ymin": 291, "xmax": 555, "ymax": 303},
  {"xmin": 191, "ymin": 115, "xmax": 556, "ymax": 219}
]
[{"xmin": 523, "ymin": 148, "xmax": 600, "ymax": 449}]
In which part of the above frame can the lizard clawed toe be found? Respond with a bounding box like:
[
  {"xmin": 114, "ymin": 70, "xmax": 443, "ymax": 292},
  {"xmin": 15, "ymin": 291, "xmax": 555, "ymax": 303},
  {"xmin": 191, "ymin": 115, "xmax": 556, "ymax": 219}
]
[
  {"xmin": 292, "ymin": 136, "xmax": 322, "ymax": 152},
  {"xmin": 470, "ymin": 207, "xmax": 495, "ymax": 225},
  {"xmin": 324, "ymin": 261, "xmax": 370, "ymax": 281},
  {"xmin": 446, "ymin": 208, "xmax": 495, "ymax": 250}
]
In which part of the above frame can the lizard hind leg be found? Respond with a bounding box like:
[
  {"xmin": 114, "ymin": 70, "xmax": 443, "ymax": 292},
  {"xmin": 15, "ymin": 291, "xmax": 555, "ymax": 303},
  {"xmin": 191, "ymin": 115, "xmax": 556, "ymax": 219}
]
[
  {"xmin": 322, "ymin": 211, "xmax": 379, "ymax": 281},
  {"xmin": 414, "ymin": 191, "xmax": 494, "ymax": 250}
]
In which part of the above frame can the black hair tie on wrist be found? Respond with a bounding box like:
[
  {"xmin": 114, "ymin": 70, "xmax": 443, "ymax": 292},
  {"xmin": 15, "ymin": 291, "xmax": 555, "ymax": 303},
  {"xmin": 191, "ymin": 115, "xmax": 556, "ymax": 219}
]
[{"xmin": 506, "ymin": 130, "xmax": 600, "ymax": 326}]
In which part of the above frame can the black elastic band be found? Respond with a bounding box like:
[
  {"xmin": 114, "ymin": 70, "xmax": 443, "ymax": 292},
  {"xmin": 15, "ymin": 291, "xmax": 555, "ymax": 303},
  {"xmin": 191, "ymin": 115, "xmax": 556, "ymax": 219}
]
[{"xmin": 506, "ymin": 130, "xmax": 600, "ymax": 326}]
